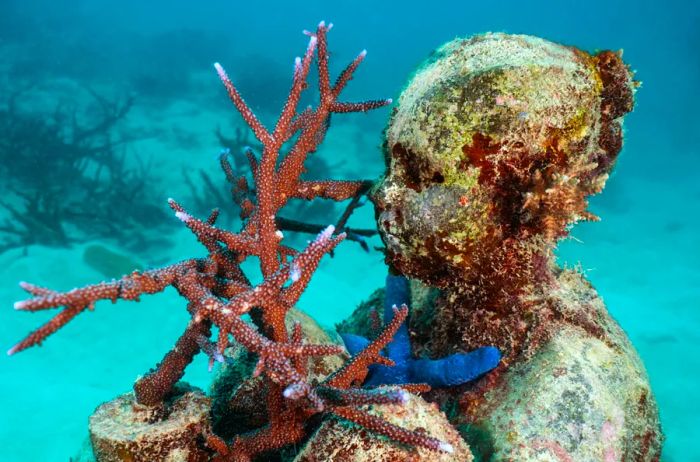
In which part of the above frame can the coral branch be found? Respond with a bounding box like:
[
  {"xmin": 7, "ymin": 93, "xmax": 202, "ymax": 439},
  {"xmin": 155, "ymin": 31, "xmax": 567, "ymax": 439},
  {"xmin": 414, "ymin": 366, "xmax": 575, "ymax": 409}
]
[
  {"xmin": 134, "ymin": 320, "xmax": 211, "ymax": 406},
  {"xmin": 9, "ymin": 20, "xmax": 446, "ymax": 461},
  {"xmin": 294, "ymin": 180, "xmax": 370, "ymax": 201},
  {"xmin": 330, "ymin": 405, "xmax": 453, "ymax": 453},
  {"xmin": 273, "ymin": 35, "xmax": 318, "ymax": 141},
  {"xmin": 9, "ymin": 260, "xmax": 199, "ymax": 355},
  {"xmin": 326, "ymin": 305, "xmax": 409, "ymax": 389},
  {"xmin": 214, "ymin": 62, "xmax": 272, "ymax": 145},
  {"xmin": 7, "ymin": 306, "xmax": 82, "ymax": 356},
  {"xmin": 317, "ymin": 386, "xmax": 409, "ymax": 406},
  {"xmin": 331, "ymin": 100, "xmax": 393, "ymax": 113},
  {"xmin": 333, "ymin": 49, "xmax": 367, "ymax": 96}
]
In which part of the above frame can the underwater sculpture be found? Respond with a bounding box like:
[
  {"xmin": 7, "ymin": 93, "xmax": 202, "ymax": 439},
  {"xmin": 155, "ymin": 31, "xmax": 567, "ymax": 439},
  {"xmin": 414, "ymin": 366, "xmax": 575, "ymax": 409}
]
[
  {"xmin": 8, "ymin": 20, "xmax": 664, "ymax": 462},
  {"xmin": 358, "ymin": 33, "xmax": 663, "ymax": 460},
  {"xmin": 9, "ymin": 22, "xmax": 469, "ymax": 461}
]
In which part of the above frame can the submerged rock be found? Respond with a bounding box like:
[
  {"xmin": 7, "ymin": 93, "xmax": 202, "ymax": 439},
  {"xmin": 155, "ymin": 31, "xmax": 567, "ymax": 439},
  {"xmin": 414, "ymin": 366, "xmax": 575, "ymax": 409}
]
[
  {"xmin": 374, "ymin": 33, "xmax": 635, "ymax": 289},
  {"xmin": 82, "ymin": 244, "xmax": 143, "ymax": 279},
  {"xmin": 294, "ymin": 391, "xmax": 473, "ymax": 462},
  {"xmin": 88, "ymin": 384, "xmax": 211, "ymax": 462}
]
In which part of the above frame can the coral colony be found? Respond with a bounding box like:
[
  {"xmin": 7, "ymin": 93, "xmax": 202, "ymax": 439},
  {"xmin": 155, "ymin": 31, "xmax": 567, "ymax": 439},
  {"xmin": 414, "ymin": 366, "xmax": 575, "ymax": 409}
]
[
  {"xmin": 9, "ymin": 22, "xmax": 455, "ymax": 460},
  {"xmin": 341, "ymin": 273, "xmax": 500, "ymax": 387}
]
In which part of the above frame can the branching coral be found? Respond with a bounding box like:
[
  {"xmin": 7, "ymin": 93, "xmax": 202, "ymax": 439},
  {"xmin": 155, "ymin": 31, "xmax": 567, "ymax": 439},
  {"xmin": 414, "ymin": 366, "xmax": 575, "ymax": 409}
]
[
  {"xmin": 186, "ymin": 141, "xmax": 376, "ymax": 252},
  {"xmin": 0, "ymin": 87, "xmax": 168, "ymax": 253},
  {"xmin": 9, "ymin": 21, "xmax": 454, "ymax": 461}
]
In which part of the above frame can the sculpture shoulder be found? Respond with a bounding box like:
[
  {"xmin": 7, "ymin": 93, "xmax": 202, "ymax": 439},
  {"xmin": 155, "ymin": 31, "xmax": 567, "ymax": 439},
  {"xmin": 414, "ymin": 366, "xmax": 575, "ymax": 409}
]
[
  {"xmin": 553, "ymin": 268, "xmax": 641, "ymax": 359},
  {"xmin": 467, "ymin": 324, "xmax": 662, "ymax": 461}
]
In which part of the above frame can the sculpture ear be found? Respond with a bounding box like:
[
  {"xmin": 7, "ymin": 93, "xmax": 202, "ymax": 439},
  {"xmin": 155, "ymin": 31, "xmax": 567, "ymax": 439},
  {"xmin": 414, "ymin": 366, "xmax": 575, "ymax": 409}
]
[
  {"xmin": 595, "ymin": 50, "xmax": 636, "ymax": 120},
  {"xmin": 589, "ymin": 50, "xmax": 637, "ymax": 182}
]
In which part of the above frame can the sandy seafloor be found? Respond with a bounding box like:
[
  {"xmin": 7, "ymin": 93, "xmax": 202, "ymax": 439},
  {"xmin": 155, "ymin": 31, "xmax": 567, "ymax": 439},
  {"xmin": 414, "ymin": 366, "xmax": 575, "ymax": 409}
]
[{"xmin": 0, "ymin": 1, "xmax": 698, "ymax": 461}]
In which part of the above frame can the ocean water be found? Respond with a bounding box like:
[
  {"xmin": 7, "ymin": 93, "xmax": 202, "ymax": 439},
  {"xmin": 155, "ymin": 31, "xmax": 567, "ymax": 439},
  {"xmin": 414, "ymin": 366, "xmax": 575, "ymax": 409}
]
[{"xmin": 0, "ymin": 0, "xmax": 697, "ymax": 461}]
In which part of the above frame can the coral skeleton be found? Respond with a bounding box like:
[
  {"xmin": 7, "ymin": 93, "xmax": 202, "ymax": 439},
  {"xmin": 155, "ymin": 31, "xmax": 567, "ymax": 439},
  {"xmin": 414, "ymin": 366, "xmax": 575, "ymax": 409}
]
[
  {"xmin": 9, "ymin": 21, "xmax": 451, "ymax": 461},
  {"xmin": 0, "ymin": 89, "xmax": 169, "ymax": 253}
]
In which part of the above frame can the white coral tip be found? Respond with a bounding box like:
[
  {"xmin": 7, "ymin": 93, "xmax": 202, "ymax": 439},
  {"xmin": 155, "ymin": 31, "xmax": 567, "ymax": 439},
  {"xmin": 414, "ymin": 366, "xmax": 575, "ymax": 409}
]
[
  {"xmin": 438, "ymin": 442, "xmax": 454, "ymax": 453},
  {"xmin": 290, "ymin": 264, "xmax": 301, "ymax": 282},
  {"xmin": 214, "ymin": 62, "xmax": 227, "ymax": 79},
  {"xmin": 360, "ymin": 49, "xmax": 367, "ymax": 57},
  {"xmin": 13, "ymin": 301, "xmax": 26, "ymax": 310},
  {"xmin": 174, "ymin": 211, "xmax": 191, "ymax": 223},
  {"xmin": 283, "ymin": 383, "xmax": 304, "ymax": 399},
  {"xmin": 320, "ymin": 225, "xmax": 335, "ymax": 240}
]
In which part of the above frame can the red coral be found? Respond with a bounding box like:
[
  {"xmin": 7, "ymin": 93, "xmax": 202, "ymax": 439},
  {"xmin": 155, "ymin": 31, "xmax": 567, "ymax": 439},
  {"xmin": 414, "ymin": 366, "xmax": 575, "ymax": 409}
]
[{"xmin": 9, "ymin": 21, "xmax": 452, "ymax": 460}]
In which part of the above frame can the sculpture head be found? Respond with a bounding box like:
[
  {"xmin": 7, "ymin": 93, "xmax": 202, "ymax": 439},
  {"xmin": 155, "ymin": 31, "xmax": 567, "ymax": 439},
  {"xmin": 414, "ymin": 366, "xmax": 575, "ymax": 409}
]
[{"xmin": 373, "ymin": 33, "xmax": 636, "ymax": 287}]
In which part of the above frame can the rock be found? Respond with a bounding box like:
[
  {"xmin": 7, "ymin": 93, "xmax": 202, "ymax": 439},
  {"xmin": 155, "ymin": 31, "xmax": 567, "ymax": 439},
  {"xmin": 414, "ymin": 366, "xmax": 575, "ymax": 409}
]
[
  {"xmin": 464, "ymin": 325, "xmax": 661, "ymax": 461},
  {"xmin": 294, "ymin": 392, "xmax": 473, "ymax": 462},
  {"xmin": 373, "ymin": 33, "xmax": 636, "ymax": 288},
  {"xmin": 452, "ymin": 269, "xmax": 663, "ymax": 461},
  {"xmin": 285, "ymin": 308, "xmax": 348, "ymax": 383},
  {"xmin": 82, "ymin": 244, "xmax": 143, "ymax": 279},
  {"xmin": 88, "ymin": 384, "xmax": 211, "ymax": 462},
  {"xmin": 71, "ymin": 438, "xmax": 97, "ymax": 462}
]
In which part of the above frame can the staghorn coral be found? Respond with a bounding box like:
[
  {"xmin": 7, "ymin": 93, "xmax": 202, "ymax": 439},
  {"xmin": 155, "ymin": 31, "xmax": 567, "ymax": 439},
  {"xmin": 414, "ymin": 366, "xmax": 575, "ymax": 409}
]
[
  {"xmin": 185, "ymin": 141, "xmax": 376, "ymax": 251},
  {"xmin": 207, "ymin": 308, "xmax": 347, "ymax": 443},
  {"xmin": 369, "ymin": 33, "xmax": 662, "ymax": 460},
  {"xmin": 9, "ymin": 22, "xmax": 457, "ymax": 461}
]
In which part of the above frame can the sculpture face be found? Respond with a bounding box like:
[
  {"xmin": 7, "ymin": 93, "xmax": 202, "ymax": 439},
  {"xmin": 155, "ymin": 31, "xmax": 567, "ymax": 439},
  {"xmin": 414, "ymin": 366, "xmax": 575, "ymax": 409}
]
[{"xmin": 373, "ymin": 34, "xmax": 635, "ymax": 286}]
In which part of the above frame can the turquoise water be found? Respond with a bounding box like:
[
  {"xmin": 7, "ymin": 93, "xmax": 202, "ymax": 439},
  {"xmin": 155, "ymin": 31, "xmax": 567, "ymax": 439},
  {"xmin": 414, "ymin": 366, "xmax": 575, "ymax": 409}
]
[{"xmin": 0, "ymin": 1, "xmax": 697, "ymax": 460}]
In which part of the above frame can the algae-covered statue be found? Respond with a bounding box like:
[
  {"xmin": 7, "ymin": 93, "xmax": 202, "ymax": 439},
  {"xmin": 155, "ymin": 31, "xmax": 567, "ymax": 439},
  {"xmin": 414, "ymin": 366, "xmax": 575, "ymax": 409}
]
[{"xmin": 342, "ymin": 33, "xmax": 664, "ymax": 460}]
